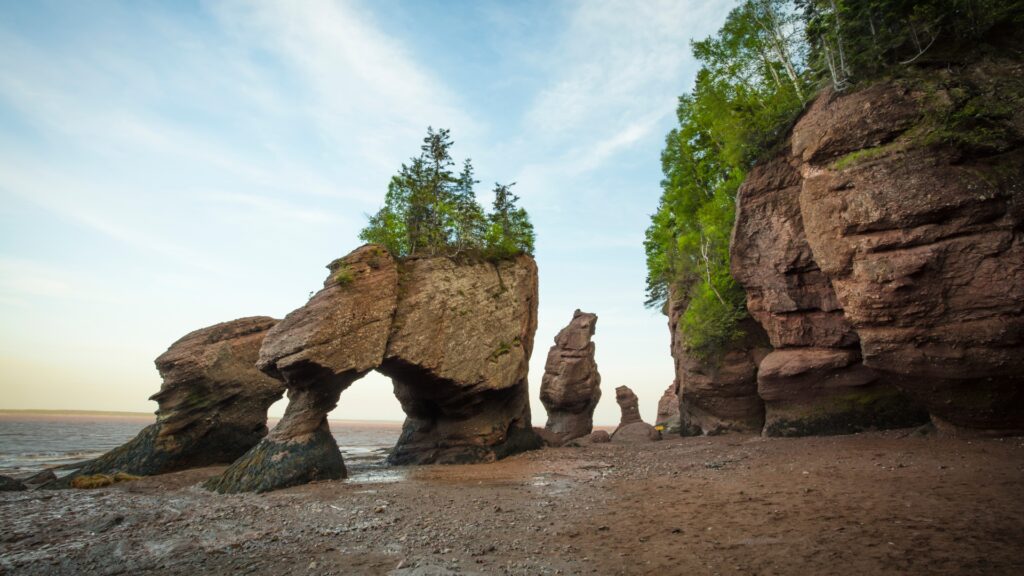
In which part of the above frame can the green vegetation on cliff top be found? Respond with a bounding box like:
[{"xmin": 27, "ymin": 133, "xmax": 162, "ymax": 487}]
[
  {"xmin": 645, "ymin": 0, "xmax": 1023, "ymax": 360},
  {"xmin": 361, "ymin": 127, "xmax": 535, "ymax": 261}
]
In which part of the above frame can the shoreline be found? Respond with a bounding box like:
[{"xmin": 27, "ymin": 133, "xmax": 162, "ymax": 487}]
[{"xmin": 1, "ymin": 429, "xmax": 1022, "ymax": 575}]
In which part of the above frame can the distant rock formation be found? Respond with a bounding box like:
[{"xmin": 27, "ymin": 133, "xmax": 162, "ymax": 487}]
[
  {"xmin": 207, "ymin": 244, "xmax": 542, "ymax": 493},
  {"xmin": 539, "ymin": 309, "xmax": 601, "ymax": 443},
  {"xmin": 654, "ymin": 383, "xmax": 680, "ymax": 434},
  {"xmin": 611, "ymin": 386, "xmax": 660, "ymax": 443},
  {"xmin": 53, "ymin": 317, "xmax": 284, "ymax": 488},
  {"xmin": 615, "ymin": 386, "xmax": 642, "ymax": 426}
]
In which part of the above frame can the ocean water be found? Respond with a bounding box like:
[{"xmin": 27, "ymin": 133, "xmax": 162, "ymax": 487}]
[{"xmin": 0, "ymin": 412, "xmax": 403, "ymax": 478}]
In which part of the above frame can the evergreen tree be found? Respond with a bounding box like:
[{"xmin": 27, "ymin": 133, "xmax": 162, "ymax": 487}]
[{"xmin": 360, "ymin": 128, "xmax": 535, "ymax": 260}]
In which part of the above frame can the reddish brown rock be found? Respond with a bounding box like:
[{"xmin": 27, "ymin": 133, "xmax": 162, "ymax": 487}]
[
  {"xmin": 588, "ymin": 430, "xmax": 611, "ymax": 443},
  {"xmin": 614, "ymin": 385, "xmax": 642, "ymax": 427},
  {"xmin": 654, "ymin": 383, "xmax": 680, "ymax": 434},
  {"xmin": 533, "ymin": 427, "xmax": 564, "ymax": 447},
  {"xmin": 790, "ymin": 60, "xmax": 1024, "ymax": 433},
  {"xmin": 208, "ymin": 246, "xmax": 542, "ymax": 493},
  {"xmin": 55, "ymin": 317, "xmax": 283, "ymax": 488},
  {"xmin": 669, "ymin": 287, "xmax": 769, "ymax": 436},
  {"xmin": 610, "ymin": 386, "xmax": 662, "ymax": 443},
  {"xmin": 731, "ymin": 151, "xmax": 925, "ymax": 436},
  {"xmin": 381, "ymin": 254, "xmax": 541, "ymax": 465},
  {"xmin": 207, "ymin": 247, "xmax": 398, "ymax": 493},
  {"xmin": 611, "ymin": 422, "xmax": 662, "ymax": 444},
  {"xmin": 539, "ymin": 310, "xmax": 601, "ymax": 443}
]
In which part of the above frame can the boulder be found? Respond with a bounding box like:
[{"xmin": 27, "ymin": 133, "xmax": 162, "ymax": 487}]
[
  {"xmin": 731, "ymin": 152, "xmax": 926, "ymax": 436},
  {"xmin": 533, "ymin": 427, "xmax": 565, "ymax": 447},
  {"xmin": 23, "ymin": 469, "xmax": 56, "ymax": 488},
  {"xmin": 208, "ymin": 245, "xmax": 542, "ymax": 493},
  {"xmin": 539, "ymin": 310, "xmax": 601, "ymax": 443},
  {"xmin": 53, "ymin": 317, "xmax": 283, "ymax": 488},
  {"xmin": 588, "ymin": 430, "xmax": 611, "ymax": 443},
  {"xmin": 0, "ymin": 475, "xmax": 26, "ymax": 491}
]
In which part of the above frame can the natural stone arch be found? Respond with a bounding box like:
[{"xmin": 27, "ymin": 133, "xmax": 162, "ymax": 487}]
[{"xmin": 206, "ymin": 245, "xmax": 542, "ymax": 493}]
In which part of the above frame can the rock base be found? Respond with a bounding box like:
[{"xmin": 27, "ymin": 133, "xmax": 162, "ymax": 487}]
[{"xmin": 204, "ymin": 427, "xmax": 345, "ymax": 494}]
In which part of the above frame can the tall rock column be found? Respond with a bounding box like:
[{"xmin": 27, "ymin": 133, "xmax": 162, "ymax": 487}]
[
  {"xmin": 53, "ymin": 317, "xmax": 284, "ymax": 488},
  {"xmin": 539, "ymin": 310, "xmax": 601, "ymax": 443},
  {"xmin": 731, "ymin": 153, "xmax": 926, "ymax": 436},
  {"xmin": 207, "ymin": 245, "xmax": 399, "ymax": 493}
]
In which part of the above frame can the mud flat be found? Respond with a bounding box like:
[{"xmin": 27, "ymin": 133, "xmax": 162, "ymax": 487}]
[{"xmin": 2, "ymin": 430, "xmax": 1022, "ymax": 575}]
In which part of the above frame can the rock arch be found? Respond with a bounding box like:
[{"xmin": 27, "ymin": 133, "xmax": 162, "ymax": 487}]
[{"xmin": 205, "ymin": 245, "xmax": 542, "ymax": 493}]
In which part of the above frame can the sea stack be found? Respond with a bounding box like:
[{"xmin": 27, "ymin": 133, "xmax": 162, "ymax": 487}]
[
  {"xmin": 52, "ymin": 317, "xmax": 284, "ymax": 488},
  {"xmin": 208, "ymin": 244, "xmax": 542, "ymax": 493},
  {"xmin": 539, "ymin": 309, "xmax": 601, "ymax": 443},
  {"xmin": 611, "ymin": 385, "xmax": 660, "ymax": 443}
]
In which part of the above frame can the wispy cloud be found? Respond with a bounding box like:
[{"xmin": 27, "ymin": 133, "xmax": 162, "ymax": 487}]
[{"xmin": 521, "ymin": 0, "xmax": 721, "ymax": 175}]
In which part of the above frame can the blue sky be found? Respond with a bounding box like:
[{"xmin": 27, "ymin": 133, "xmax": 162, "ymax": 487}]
[{"xmin": 0, "ymin": 0, "xmax": 729, "ymax": 425}]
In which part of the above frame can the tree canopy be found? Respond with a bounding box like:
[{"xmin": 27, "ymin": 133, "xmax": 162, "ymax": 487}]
[{"xmin": 360, "ymin": 128, "xmax": 535, "ymax": 260}]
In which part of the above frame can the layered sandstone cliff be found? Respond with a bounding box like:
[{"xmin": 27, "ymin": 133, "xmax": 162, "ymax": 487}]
[{"xmin": 717, "ymin": 57, "xmax": 1024, "ymax": 435}]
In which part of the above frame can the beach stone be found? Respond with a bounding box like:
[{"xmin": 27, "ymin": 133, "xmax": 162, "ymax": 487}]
[
  {"xmin": 533, "ymin": 427, "xmax": 565, "ymax": 447},
  {"xmin": 51, "ymin": 317, "xmax": 283, "ymax": 488},
  {"xmin": 0, "ymin": 474, "xmax": 27, "ymax": 491},
  {"xmin": 540, "ymin": 309, "xmax": 601, "ymax": 443}
]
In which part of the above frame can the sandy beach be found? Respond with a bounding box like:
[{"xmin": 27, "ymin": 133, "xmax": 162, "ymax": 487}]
[{"xmin": 2, "ymin": 430, "xmax": 1022, "ymax": 575}]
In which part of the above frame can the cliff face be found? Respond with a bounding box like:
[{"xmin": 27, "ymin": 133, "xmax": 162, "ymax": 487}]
[
  {"xmin": 208, "ymin": 245, "xmax": 541, "ymax": 493},
  {"xmin": 724, "ymin": 57, "xmax": 1024, "ymax": 435},
  {"xmin": 53, "ymin": 317, "xmax": 284, "ymax": 487},
  {"xmin": 669, "ymin": 290, "xmax": 769, "ymax": 436}
]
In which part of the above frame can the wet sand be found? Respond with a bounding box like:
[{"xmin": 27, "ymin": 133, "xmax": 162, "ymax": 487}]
[{"xmin": 1, "ymin": 430, "xmax": 1023, "ymax": 575}]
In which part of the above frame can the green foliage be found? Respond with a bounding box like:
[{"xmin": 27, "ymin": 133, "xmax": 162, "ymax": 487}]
[
  {"xmin": 330, "ymin": 263, "xmax": 354, "ymax": 287},
  {"xmin": 799, "ymin": 0, "xmax": 1024, "ymax": 89},
  {"xmin": 359, "ymin": 128, "xmax": 535, "ymax": 260},
  {"xmin": 645, "ymin": 0, "xmax": 1023, "ymax": 359},
  {"xmin": 645, "ymin": 0, "xmax": 808, "ymax": 358}
]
